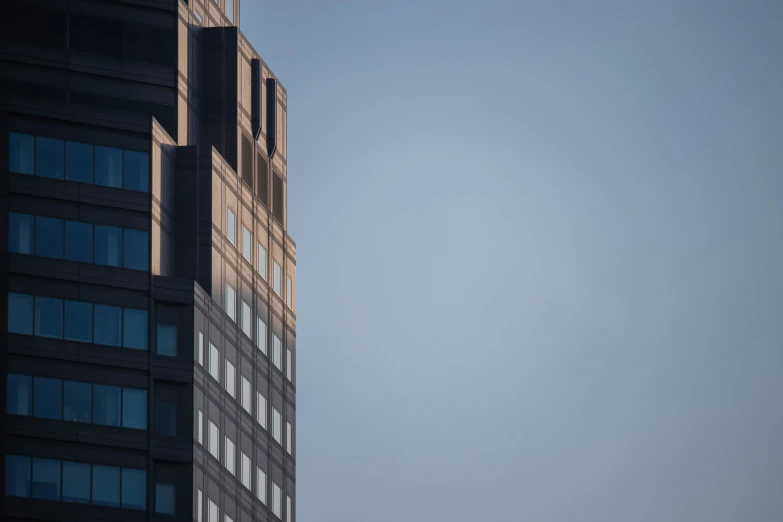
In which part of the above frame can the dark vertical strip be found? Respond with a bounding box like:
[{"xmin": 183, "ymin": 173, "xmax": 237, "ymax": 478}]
[
  {"xmin": 251, "ymin": 59, "xmax": 262, "ymax": 140},
  {"xmin": 266, "ymin": 78, "xmax": 277, "ymax": 159}
]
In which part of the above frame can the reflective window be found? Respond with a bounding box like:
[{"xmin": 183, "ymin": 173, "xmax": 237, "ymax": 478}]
[
  {"xmin": 123, "ymin": 308, "xmax": 148, "ymax": 350},
  {"xmin": 273, "ymin": 262, "xmax": 282, "ymax": 295},
  {"xmin": 8, "ymin": 293, "xmax": 33, "ymax": 335},
  {"xmin": 241, "ymin": 300, "xmax": 251, "ymax": 338},
  {"xmin": 9, "ymin": 212, "xmax": 34, "ymax": 254},
  {"xmin": 123, "ymin": 229, "xmax": 149, "ymax": 270},
  {"xmin": 123, "ymin": 150, "xmax": 149, "ymax": 193},
  {"xmin": 209, "ymin": 499, "xmax": 219, "ymax": 522},
  {"xmin": 287, "ymin": 496, "xmax": 292, "ymax": 522},
  {"xmin": 209, "ymin": 343, "xmax": 220, "ymax": 382},
  {"xmin": 34, "ymin": 376, "xmax": 62, "ymax": 420},
  {"xmin": 257, "ymin": 316, "xmax": 267, "ymax": 355},
  {"xmin": 66, "ymin": 141, "xmax": 94, "ymax": 183},
  {"xmin": 242, "ymin": 226, "xmax": 252, "ymax": 262},
  {"xmin": 9, "ymin": 133, "xmax": 35, "ymax": 175},
  {"xmin": 95, "ymin": 146, "xmax": 123, "ymax": 188},
  {"xmin": 286, "ymin": 277, "xmax": 293, "ymax": 307},
  {"xmin": 35, "ymin": 296, "xmax": 63, "ymax": 339},
  {"xmin": 226, "ymin": 284, "xmax": 236, "ymax": 321},
  {"xmin": 92, "ymin": 465, "xmax": 120, "ymax": 507},
  {"xmin": 208, "ymin": 421, "xmax": 219, "ymax": 459},
  {"xmin": 65, "ymin": 221, "xmax": 93, "ymax": 263},
  {"xmin": 226, "ymin": 0, "xmax": 234, "ymax": 23},
  {"xmin": 225, "ymin": 437, "xmax": 235, "ymax": 475},
  {"xmin": 35, "ymin": 136, "xmax": 64, "ymax": 179},
  {"xmin": 273, "ymin": 334, "xmax": 282, "ymax": 371},
  {"xmin": 273, "ymin": 408, "xmax": 282, "ymax": 444},
  {"xmin": 241, "ymin": 376, "xmax": 251, "ymax": 413},
  {"xmin": 156, "ymin": 401, "xmax": 177, "ymax": 436},
  {"xmin": 241, "ymin": 452, "xmax": 251, "ymax": 489},
  {"xmin": 198, "ymin": 409, "xmax": 203, "ymax": 445},
  {"xmin": 273, "ymin": 482, "xmax": 282, "ymax": 518},
  {"xmin": 198, "ymin": 331, "xmax": 204, "ymax": 366},
  {"xmin": 122, "ymin": 388, "xmax": 147, "ymax": 430},
  {"xmin": 287, "ymin": 421, "xmax": 292, "ymax": 454},
  {"xmin": 62, "ymin": 462, "xmax": 90, "ymax": 503},
  {"xmin": 257, "ymin": 467, "xmax": 266, "ymax": 504},
  {"xmin": 94, "ymin": 304, "xmax": 122, "ymax": 346},
  {"xmin": 257, "ymin": 243, "xmax": 267, "ymax": 280},
  {"xmin": 156, "ymin": 482, "xmax": 176, "ymax": 514},
  {"xmin": 95, "ymin": 225, "xmax": 122, "ymax": 267},
  {"xmin": 35, "ymin": 216, "xmax": 64, "ymax": 259},
  {"xmin": 157, "ymin": 322, "xmax": 177, "ymax": 356},
  {"xmin": 257, "ymin": 392, "xmax": 267, "ymax": 429},
  {"xmin": 121, "ymin": 468, "xmax": 146, "ymax": 510},
  {"xmin": 6, "ymin": 455, "xmax": 31, "ymax": 497},
  {"xmin": 63, "ymin": 380, "xmax": 92, "ymax": 423},
  {"xmin": 7, "ymin": 374, "xmax": 32, "ymax": 416},
  {"xmin": 225, "ymin": 359, "xmax": 235, "ymax": 398},
  {"xmin": 32, "ymin": 458, "xmax": 61, "ymax": 500},
  {"xmin": 64, "ymin": 300, "xmax": 92, "ymax": 343},
  {"xmin": 226, "ymin": 208, "xmax": 236, "ymax": 245},
  {"xmin": 287, "ymin": 349, "xmax": 292, "ymax": 381},
  {"xmin": 94, "ymin": 384, "xmax": 121, "ymax": 427}
]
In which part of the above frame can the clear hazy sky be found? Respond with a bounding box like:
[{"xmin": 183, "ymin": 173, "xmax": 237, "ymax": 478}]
[{"xmin": 242, "ymin": 1, "xmax": 783, "ymax": 520}]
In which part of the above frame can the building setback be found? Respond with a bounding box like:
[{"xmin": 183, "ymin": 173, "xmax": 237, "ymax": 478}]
[{"xmin": 0, "ymin": 0, "xmax": 296, "ymax": 521}]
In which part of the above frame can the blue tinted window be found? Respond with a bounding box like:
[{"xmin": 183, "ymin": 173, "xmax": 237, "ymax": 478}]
[
  {"xmin": 33, "ymin": 377, "xmax": 62, "ymax": 420},
  {"xmin": 66, "ymin": 141, "xmax": 94, "ymax": 183},
  {"xmin": 8, "ymin": 293, "xmax": 33, "ymax": 335},
  {"xmin": 7, "ymin": 374, "xmax": 32, "ymax": 416},
  {"xmin": 226, "ymin": 0, "xmax": 234, "ymax": 22},
  {"xmin": 94, "ymin": 225, "xmax": 122, "ymax": 267},
  {"xmin": 9, "ymin": 212, "xmax": 34, "ymax": 255},
  {"xmin": 123, "ymin": 308, "xmax": 148, "ymax": 350},
  {"xmin": 65, "ymin": 221, "xmax": 93, "ymax": 263},
  {"xmin": 157, "ymin": 323, "xmax": 177, "ymax": 357},
  {"xmin": 34, "ymin": 296, "xmax": 63, "ymax": 339},
  {"xmin": 63, "ymin": 381, "xmax": 92, "ymax": 423},
  {"xmin": 9, "ymin": 133, "xmax": 35, "ymax": 175},
  {"xmin": 64, "ymin": 300, "xmax": 92, "ymax": 342},
  {"xmin": 95, "ymin": 146, "xmax": 123, "ymax": 188},
  {"xmin": 156, "ymin": 401, "xmax": 177, "ymax": 436},
  {"xmin": 122, "ymin": 388, "xmax": 147, "ymax": 430},
  {"xmin": 32, "ymin": 458, "xmax": 61, "ymax": 501},
  {"xmin": 35, "ymin": 136, "xmax": 64, "ymax": 179},
  {"xmin": 227, "ymin": 208, "xmax": 236, "ymax": 245},
  {"xmin": 6, "ymin": 455, "xmax": 31, "ymax": 497},
  {"xmin": 123, "ymin": 150, "xmax": 149, "ymax": 193},
  {"xmin": 35, "ymin": 216, "xmax": 64, "ymax": 259},
  {"xmin": 155, "ymin": 482, "xmax": 176, "ymax": 514},
  {"xmin": 35, "ymin": 297, "xmax": 63, "ymax": 339},
  {"xmin": 123, "ymin": 229, "xmax": 149, "ymax": 271},
  {"xmin": 121, "ymin": 468, "xmax": 146, "ymax": 510},
  {"xmin": 92, "ymin": 465, "xmax": 120, "ymax": 507},
  {"xmin": 93, "ymin": 384, "xmax": 121, "ymax": 427},
  {"xmin": 62, "ymin": 462, "xmax": 91, "ymax": 504},
  {"xmin": 94, "ymin": 304, "xmax": 121, "ymax": 346}
]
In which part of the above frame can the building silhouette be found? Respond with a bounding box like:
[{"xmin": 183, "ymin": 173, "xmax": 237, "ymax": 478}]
[{"xmin": 1, "ymin": 0, "xmax": 296, "ymax": 521}]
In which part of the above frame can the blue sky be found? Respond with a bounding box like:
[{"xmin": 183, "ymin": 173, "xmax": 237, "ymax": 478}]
[{"xmin": 242, "ymin": 1, "xmax": 783, "ymax": 520}]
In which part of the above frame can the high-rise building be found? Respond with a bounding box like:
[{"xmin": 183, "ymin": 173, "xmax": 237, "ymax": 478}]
[{"xmin": 0, "ymin": 1, "xmax": 296, "ymax": 521}]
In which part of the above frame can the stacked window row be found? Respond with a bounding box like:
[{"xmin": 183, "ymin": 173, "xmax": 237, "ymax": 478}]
[
  {"xmin": 5, "ymin": 455, "xmax": 146, "ymax": 510},
  {"xmin": 8, "ymin": 293, "xmax": 148, "ymax": 350},
  {"xmin": 6, "ymin": 373, "xmax": 147, "ymax": 429},
  {"xmin": 9, "ymin": 212, "xmax": 149, "ymax": 271},
  {"xmin": 198, "ymin": 333, "xmax": 293, "ymax": 454},
  {"xmin": 222, "ymin": 283, "xmax": 294, "ymax": 382},
  {"xmin": 225, "ymin": 207, "xmax": 294, "ymax": 309},
  {"xmin": 198, "ymin": 493, "xmax": 292, "ymax": 522},
  {"xmin": 8, "ymin": 132, "xmax": 149, "ymax": 192}
]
